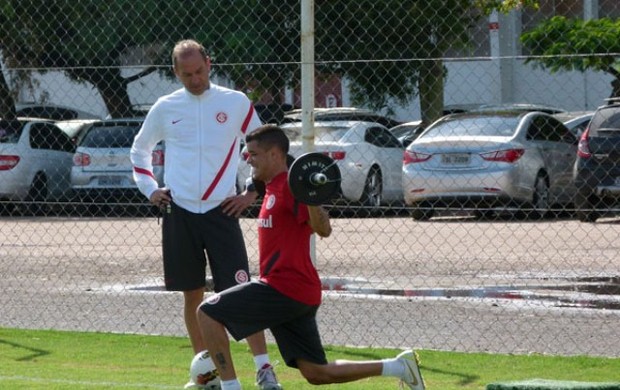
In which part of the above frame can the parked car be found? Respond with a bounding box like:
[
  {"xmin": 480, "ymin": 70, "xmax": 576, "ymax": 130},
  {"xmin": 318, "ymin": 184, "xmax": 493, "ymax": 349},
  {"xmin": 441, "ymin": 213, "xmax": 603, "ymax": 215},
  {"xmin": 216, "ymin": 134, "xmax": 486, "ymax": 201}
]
[
  {"xmin": 573, "ymin": 100, "xmax": 620, "ymax": 222},
  {"xmin": 442, "ymin": 103, "xmax": 485, "ymax": 115},
  {"xmin": 553, "ymin": 111, "xmax": 594, "ymax": 139},
  {"xmin": 14, "ymin": 102, "xmax": 100, "ymax": 120},
  {"xmin": 281, "ymin": 107, "xmax": 402, "ymax": 128},
  {"xmin": 389, "ymin": 120, "xmax": 426, "ymax": 148},
  {"xmin": 0, "ymin": 117, "xmax": 77, "ymax": 214},
  {"xmin": 402, "ymin": 111, "xmax": 578, "ymax": 220},
  {"xmin": 56, "ymin": 118, "xmax": 99, "ymax": 145},
  {"xmin": 471, "ymin": 103, "xmax": 567, "ymax": 115},
  {"xmin": 71, "ymin": 118, "xmax": 164, "ymax": 203},
  {"xmin": 254, "ymin": 103, "xmax": 295, "ymax": 124},
  {"xmin": 239, "ymin": 120, "xmax": 404, "ymax": 208}
]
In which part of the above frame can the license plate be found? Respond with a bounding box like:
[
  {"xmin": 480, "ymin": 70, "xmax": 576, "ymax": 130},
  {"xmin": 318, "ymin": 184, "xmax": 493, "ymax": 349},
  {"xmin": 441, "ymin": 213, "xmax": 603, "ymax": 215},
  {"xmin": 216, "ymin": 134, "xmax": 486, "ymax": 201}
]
[
  {"xmin": 98, "ymin": 176, "xmax": 123, "ymax": 186},
  {"xmin": 441, "ymin": 153, "xmax": 470, "ymax": 165}
]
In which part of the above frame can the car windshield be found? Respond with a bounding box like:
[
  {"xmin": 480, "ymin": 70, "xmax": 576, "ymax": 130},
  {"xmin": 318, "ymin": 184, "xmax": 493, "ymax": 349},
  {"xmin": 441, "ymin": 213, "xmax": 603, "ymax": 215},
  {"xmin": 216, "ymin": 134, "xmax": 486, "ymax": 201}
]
[
  {"xmin": 421, "ymin": 116, "xmax": 520, "ymax": 138},
  {"xmin": 0, "ymin": 120, "xmax": 24, "ymax": 143},
  {"xmin": 80, "ymin": 124, "xmax": 140, "ymax": 148},
  {"xmin": 314, "ymin": 126, "xmax": 349, "ymax": 142},
  {"xmin": 284, "ymin": 125, "xmax": 349, "ymax": 143},
  {"xmin": 590, "ymin": 109, "xmax": 620, "ymax": 133},
  {"xmin": 57, "ymin": 121, "xmax": 94, "ymax": 138},
  {"xmin": 391, "ymin": 125, "xmax": 419, "ymax": 138}
]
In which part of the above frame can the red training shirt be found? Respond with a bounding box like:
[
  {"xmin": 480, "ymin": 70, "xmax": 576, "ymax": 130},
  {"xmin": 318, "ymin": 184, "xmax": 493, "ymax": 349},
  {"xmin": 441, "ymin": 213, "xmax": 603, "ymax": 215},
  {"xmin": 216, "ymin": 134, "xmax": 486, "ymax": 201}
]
[{"xmin": 257, "ymin": 172, "xmax": 322, "ymax": 306}]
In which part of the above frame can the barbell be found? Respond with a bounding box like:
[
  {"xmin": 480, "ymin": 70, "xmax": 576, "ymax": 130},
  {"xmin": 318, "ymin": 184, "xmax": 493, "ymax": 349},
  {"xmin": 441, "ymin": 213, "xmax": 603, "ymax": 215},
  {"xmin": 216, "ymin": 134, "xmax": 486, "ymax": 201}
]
[
  {"xmin": 288, "ymin": 152, "xmax": 342, "ymax": 205},
  {"xmin": 251, "ymin": 152, "xmax": 341, "ymax": 205}
]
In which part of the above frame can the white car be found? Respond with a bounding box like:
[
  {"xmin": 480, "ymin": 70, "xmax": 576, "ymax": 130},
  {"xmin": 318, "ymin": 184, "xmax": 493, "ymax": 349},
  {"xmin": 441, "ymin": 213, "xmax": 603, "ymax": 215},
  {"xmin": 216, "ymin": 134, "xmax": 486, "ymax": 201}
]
[
  {"xmin": 15, "ymin": 102, "xmax": 101, "ymax": 120},
  {"xmin": 0, "ymin": 118, "xmax": 77, "ymax": 214},
  {"xmin": 239, "ymin": 120, "xmax": 404, "ymax": 208},
  {"xmin": 56, "ymin": 118, "xmax": 100, "ymax": 145},
  {"xmin": 71, "ymin": 118, "xmax": 164, "ymax": 203}
]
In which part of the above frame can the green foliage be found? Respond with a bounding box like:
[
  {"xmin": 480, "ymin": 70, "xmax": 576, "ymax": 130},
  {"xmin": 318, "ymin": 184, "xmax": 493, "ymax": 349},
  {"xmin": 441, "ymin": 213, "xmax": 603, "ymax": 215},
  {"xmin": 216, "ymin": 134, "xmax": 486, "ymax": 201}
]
[
  {"xmin": 0, "ymin": 0, "xmax": 539, "ymax": 117},
  {"xmin": 521, "ymin": 16, "xmax": 620, "ymax": 75},
  {"xmin": 475, "ymin": 0, "xmax": 539, "ymax": 14}
]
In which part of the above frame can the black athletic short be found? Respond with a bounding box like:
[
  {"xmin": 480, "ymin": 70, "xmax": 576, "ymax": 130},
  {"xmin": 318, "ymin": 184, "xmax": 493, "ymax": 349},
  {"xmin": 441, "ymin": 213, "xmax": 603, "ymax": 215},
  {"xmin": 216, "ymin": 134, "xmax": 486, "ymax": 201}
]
[
  {"xmin": 199, "ymin": 281, "xmax": 328, "ymax": 368},
  {"xmin": 161, "ymin": 202, "xmax": 250, "ymax": 292}
]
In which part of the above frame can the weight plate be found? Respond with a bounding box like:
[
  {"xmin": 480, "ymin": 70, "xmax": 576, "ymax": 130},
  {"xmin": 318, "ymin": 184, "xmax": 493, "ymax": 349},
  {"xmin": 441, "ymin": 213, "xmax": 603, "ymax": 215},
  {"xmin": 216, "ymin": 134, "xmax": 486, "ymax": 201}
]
[{"xmin": 288, "ymin": 152, "xmax": 341, "ymax": 205}]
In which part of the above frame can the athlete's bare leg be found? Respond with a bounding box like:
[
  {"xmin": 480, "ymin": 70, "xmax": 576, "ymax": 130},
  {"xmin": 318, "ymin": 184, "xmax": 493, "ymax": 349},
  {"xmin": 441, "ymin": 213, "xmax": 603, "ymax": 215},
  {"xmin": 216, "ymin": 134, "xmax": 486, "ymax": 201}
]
[{"xmin": 183, "ymin": 287, "xmax": 206, "ymax": 353}]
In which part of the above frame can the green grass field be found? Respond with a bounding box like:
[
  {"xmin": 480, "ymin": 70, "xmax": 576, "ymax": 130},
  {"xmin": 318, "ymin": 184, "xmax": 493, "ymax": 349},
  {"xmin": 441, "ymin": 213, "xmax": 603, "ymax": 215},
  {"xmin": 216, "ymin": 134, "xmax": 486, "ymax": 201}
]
[{"xmin": 1, "ymin": 327, "xmax": 619, "ymax": 389}]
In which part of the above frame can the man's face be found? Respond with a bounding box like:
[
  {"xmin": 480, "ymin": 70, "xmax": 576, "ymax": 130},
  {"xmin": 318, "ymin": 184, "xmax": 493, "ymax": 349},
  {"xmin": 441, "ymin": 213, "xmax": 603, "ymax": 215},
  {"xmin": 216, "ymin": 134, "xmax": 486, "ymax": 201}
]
[
  {"xmin": 246, "ymin": 140, "xmax": 274, "ymax": 182},
  {"xmin": 174, "ymin": 50, "xmax": 211, "ymax": 95}
]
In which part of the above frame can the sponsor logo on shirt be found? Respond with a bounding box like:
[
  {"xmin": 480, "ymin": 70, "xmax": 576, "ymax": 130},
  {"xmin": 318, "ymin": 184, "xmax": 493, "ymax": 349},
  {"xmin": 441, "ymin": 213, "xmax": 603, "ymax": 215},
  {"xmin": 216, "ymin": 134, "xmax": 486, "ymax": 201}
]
[
  {"xmin": 266, "ymin": 194, "xmax": 276, "ymax": 209},
  {"xmin": 257, "ymin": 214, "xmax": 273, "ymax": 228}
]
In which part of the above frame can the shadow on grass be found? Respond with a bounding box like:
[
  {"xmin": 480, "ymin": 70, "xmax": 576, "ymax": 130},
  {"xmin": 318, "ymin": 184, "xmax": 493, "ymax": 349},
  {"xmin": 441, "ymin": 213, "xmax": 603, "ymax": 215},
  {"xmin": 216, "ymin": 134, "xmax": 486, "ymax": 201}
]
[{"xmin": 0, "ymin": 339, "xmax": 49, "ymax": 361}]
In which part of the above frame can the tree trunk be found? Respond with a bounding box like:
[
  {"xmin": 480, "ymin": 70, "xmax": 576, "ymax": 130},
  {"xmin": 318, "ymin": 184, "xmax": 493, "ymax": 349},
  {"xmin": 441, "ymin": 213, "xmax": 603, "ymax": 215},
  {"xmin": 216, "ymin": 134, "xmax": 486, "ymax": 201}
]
[
  {"xmin": 69, "ymin": 67, "xmax": 133, "ymax": 118},
  {"xmin": 418, "ymin": 58, "xmax": 444, "ymax": 125},
  {"xmin": 610, "ymin": 78, "xmax": 620, "ymax": 99},
  {"xmin": 0, "ymin": 70, "xmax": 17, "ymax": 120}
]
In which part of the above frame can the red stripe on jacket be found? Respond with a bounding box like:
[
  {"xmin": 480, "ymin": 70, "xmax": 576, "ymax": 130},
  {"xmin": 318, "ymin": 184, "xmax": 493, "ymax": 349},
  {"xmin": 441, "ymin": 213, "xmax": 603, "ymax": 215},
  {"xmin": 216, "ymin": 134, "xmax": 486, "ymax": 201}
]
[
  {"xmin": 133, "ymin": 166, "xmax": 156, "ymax": 179},
  {"xmin": 241, "ymin": 105, "xmax": 255, "ymax": 135},
  {"xmin": 201, "ymin": 140, "xmax": 237, "ymax": 201}
]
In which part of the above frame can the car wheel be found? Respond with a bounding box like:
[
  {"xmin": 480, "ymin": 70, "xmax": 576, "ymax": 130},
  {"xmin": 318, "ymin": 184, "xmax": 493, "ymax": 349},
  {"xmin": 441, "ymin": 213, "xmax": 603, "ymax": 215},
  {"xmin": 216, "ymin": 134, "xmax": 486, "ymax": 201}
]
[
  {"xmin": 411, "ymin": 202, "xmax": 434, "ymax": 221},
  {"xmin": 575, "ymin": 191, "xmax": 600, "ymax": 223},
  {"xmin": 530, "ymin": 174, "xmax": 550, "ymax": 220},
  {"xmin": 24, "ymin": 172, "xmax": 48, "ymax": 216},
  {"xmin": 360, "ymin": 166, "xmax": 383, "ymax": 209}
]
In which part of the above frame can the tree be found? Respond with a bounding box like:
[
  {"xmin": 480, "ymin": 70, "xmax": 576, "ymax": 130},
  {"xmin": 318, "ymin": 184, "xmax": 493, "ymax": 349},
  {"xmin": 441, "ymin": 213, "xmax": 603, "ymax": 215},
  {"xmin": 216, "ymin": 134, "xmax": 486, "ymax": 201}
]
[
  {"xmin": 0, "ymin": 0, "xmax": 200, "ymax": 118},
  {"xmin": 521, "ymin": 16, "xmax": 620, "ymax": 98},
  {"xmin": 1, "ymin": 0, "xmax": 536, "ymax": 121},
  {"xmin": 200, "ymin": 0, "xmax": 537, "ymax": 124}
]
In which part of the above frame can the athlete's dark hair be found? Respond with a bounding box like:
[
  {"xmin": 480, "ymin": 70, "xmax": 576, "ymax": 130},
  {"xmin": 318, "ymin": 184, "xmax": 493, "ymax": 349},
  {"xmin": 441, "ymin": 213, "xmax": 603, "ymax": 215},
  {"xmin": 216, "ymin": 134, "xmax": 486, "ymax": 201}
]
[{"xmin": 245, "ymin": 124, "xmax": 289, "ymax": 155}]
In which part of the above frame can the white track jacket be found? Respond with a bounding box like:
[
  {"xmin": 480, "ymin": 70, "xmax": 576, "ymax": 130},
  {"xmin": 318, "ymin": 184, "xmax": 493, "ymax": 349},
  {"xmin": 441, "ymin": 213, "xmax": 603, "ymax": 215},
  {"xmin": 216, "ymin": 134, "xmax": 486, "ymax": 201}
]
[{"xmin": 130, "ymin": 84, "xmax": 262, "ymax": 213}]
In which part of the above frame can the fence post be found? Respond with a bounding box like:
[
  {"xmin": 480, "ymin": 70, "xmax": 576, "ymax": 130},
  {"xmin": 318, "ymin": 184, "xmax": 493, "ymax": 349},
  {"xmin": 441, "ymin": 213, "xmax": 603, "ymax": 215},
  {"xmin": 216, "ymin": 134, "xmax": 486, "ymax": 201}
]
[{"xmin": 301, "ymin": 0, "xmax": 317, "ymax": 265}]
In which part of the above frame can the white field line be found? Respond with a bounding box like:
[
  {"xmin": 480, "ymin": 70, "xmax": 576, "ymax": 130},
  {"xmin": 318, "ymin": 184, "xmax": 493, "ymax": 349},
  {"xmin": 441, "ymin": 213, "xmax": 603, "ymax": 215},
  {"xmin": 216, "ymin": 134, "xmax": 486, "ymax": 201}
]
[{"xmin": 0, "ymin": 375, "xmax": 179, "ymax": 389}]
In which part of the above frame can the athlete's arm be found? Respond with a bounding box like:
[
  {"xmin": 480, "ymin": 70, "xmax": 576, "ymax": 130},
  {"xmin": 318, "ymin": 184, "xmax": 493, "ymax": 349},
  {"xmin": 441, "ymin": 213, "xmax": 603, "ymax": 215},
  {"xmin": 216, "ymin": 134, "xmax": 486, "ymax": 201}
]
[{"xmin": 307, "ymin": 205, "xmax": 331, "ymax": 238}]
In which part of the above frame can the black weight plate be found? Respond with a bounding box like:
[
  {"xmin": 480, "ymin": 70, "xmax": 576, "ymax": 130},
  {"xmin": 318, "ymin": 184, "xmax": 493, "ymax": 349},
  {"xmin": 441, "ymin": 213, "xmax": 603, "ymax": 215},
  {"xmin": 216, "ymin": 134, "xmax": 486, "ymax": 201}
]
[{"xmin": 288, "ymin": 152, "xmax": 341, "ymax": 205}]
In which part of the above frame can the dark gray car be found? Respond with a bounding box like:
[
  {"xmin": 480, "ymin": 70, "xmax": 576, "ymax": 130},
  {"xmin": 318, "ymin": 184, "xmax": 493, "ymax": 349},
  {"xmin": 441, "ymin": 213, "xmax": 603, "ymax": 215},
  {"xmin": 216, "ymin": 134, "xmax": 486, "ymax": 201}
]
[{"xmin": 573, "ymin": 100, "xmax": 620, "ymax": 222}]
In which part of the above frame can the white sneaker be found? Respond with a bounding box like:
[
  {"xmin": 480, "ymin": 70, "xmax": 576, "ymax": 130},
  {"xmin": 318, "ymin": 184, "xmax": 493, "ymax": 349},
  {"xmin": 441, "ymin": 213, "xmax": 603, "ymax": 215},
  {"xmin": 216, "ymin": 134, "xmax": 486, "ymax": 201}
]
[
  {"xmin": 255, "ymin": 363, "xmax": 283, "ymax": 389},
  {"xmin": 396, "ymin": 350, "xmax": 425, "ymax": 390}
]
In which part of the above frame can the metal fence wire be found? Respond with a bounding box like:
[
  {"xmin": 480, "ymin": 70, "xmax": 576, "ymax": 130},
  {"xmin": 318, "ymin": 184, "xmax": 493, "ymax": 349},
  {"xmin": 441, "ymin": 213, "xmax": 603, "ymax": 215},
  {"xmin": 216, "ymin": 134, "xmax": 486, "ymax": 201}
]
[{"xmin": 1, "ymin": 0, "xmax": 619, "ymax": 357}]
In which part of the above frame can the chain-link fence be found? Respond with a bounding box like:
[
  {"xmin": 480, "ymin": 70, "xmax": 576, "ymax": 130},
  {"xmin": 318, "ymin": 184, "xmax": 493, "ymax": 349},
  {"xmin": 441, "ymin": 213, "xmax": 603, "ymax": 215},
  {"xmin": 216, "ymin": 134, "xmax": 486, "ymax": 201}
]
[{"xmin": 1, "ymin": 0, "xmax": 619, "ymax": 358}]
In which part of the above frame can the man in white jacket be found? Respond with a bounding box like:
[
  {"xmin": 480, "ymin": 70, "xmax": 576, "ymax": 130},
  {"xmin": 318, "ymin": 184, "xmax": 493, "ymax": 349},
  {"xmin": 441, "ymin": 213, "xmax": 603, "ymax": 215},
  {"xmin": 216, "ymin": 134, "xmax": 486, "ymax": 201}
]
[{"xmin": 130, "ymin": 39, "xmax": 281, "ymax": 390}]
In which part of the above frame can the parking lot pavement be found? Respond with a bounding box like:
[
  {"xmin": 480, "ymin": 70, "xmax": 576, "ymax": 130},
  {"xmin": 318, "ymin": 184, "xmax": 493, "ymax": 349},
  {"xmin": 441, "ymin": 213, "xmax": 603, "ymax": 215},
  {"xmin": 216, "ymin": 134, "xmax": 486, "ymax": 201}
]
[{"xmin": 1, "ymin": 216, "xmax": 619, "ymax": 357}]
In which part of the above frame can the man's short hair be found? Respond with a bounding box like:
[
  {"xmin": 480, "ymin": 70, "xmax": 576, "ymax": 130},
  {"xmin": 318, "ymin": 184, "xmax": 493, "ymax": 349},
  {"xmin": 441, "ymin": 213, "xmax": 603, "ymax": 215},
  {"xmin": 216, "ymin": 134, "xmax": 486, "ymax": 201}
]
[
  {"xmin": 172, "ymin": 39, "xmax": 208, "ymax": 68},
  {"xmin": 246, "ymin": 125, "xmax": 290, "ymax": 155}
]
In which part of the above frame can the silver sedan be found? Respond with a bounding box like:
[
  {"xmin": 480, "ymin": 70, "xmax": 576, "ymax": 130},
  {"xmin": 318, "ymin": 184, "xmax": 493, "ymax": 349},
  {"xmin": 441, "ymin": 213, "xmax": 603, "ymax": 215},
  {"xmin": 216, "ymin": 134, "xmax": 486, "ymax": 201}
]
[{"xmin": 402, "ymin": 111, "xmax": 578, "ymax": 220}]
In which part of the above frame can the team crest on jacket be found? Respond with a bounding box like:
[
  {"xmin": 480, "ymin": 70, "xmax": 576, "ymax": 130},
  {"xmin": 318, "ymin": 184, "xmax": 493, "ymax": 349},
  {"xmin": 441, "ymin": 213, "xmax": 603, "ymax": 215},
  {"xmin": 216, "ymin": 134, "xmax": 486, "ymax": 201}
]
[{"xmin": 216, "ymin": 112, "xmax": 228, "ymax": 123}]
